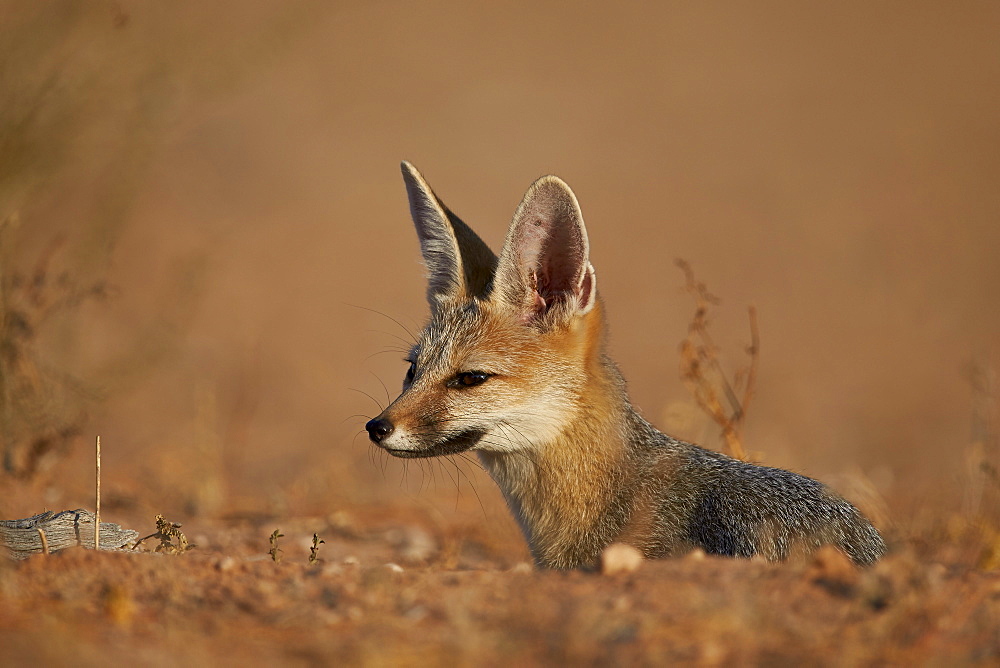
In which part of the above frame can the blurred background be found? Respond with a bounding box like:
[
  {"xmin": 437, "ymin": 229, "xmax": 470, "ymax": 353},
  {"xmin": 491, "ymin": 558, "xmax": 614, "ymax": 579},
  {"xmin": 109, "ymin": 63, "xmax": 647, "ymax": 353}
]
[{"xmin": 1, "ymin": 1, "xmax": 997, "ymax": 557}]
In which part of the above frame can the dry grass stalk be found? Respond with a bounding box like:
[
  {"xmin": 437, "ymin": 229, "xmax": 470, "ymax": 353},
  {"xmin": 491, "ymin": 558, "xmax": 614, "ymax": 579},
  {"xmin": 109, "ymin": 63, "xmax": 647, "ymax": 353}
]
[
  {"xmin": 95, "ymin": 435, "xmax": 101, "ymax": 550},
  {"xmin": 675, "ymin": 259, "xmax": 759, "ymax": 461}
]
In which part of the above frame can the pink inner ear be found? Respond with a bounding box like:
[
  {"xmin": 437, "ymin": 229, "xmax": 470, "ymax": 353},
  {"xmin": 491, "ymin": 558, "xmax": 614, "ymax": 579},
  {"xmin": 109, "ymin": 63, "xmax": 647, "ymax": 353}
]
[
  {"xmin": 519, "ymin": 270, "xmax": 547, "ymax": 323},
  {"xmin": 578, "ymin": 265, "xmax": 594, "ymax": 311},
  {"xmin": 521, "ymin": 291, "xmax": 547, "ymax": 324},
  {"xmin": 501, "ymin": 179, "xmax": 593, "ymax": 322},
  {"xmin": 536, "ymin": 247, "xmax": 581, "ymax": 303}
]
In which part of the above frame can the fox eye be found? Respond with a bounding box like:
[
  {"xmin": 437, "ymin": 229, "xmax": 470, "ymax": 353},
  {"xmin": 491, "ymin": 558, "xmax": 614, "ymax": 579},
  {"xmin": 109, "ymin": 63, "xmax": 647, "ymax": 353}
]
[
  {"xmin": 404, "ymin": 361, "xmax": 416, "ymax": 384},
  {"xmin": 451, "ymin": 371, "xmax": 490, "ymax": 388}
]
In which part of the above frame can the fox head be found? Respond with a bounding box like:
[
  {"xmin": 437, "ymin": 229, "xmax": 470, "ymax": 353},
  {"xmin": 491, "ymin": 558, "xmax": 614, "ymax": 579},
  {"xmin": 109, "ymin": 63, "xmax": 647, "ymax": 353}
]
[{"xmin": 365, "ymin": 162, "xmax": 605, "ymax": 458}]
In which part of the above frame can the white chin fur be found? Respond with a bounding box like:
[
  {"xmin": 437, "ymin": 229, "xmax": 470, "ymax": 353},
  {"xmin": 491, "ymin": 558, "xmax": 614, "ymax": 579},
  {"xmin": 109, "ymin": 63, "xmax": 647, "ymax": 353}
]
[
  {"xmin": 376, "ymin": 428, "xmax": 419, "ymax": 453},
  {"xmin": 477, "ymin": 402, "xmax": 568, "ymax": 453}
]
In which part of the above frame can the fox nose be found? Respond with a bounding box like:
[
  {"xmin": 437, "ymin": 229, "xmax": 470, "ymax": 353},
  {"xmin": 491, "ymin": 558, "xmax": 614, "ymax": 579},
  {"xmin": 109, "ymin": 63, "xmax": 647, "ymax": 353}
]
[{"xmin": 365, "ymin": 417, "xmax": 394, "ymax": 443}]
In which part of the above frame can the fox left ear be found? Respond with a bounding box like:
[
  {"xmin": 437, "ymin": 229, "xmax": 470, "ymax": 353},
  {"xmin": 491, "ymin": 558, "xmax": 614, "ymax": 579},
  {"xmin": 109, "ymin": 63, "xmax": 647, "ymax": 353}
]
[
  {"xmin": 401, "ymin": 161, "xmax": 497, "ymax": 308},
  {"xmin": 493, "ymin": 175, "xmax": 597, "ymax": 324}
]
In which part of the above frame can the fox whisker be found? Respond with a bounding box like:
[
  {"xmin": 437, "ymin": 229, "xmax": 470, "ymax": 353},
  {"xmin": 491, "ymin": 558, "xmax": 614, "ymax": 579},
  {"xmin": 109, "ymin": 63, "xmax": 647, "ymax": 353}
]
[
  {"xmin": 363, "ymin": 347, "xmax": 411, "ymax": 363},
  {"xmin": 345, "ymin": 302, "xmax": 418, "ymax": 344},
  {"xmin": 344, "ymin": 413, "xmax": 375, "ymax": 425},
  {"xmin": 368, "ymin": 372, "xmax": 392, "ymax": 407},
  {"xmin": 349, "ymin": 387, "xmax": 385, "ymax": 413}
]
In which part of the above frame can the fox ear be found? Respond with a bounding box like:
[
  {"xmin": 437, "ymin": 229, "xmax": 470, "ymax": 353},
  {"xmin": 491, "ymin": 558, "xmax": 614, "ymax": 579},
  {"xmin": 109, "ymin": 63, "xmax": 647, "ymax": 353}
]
[
  {"xmin": 401, "ymin": 161, "xmax": 496, "ymax": 306},
  {"xmin": 493, "ymin": 175, "xmax": 597, "ymax": 324}
]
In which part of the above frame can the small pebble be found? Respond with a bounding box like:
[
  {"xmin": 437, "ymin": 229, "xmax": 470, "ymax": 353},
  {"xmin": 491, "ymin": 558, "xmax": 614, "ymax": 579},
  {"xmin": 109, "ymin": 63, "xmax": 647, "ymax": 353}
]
[
  {"xmin": 600, "ymin": 543, "xmax": 643, "ymax": 575},
  {"xmin": 685, "ymin": 548, "xmax": 707, "ymax": 562}
]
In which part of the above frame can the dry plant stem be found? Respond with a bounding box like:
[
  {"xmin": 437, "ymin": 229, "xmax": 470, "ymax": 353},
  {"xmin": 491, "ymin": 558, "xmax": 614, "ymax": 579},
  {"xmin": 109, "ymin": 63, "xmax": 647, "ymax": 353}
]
[
  {"xmin": 675, "ymin": 259, "xmax": 759, "ymax": 461},
  {"xmin": 95, "ymin": 435, "xmax": 101, "ymax": 551},
  {"xmin": 37, "ymin": 527, "xmax": 48, "ymax": 555},
  {"xmin": 742, "ymin": 306, "xmax": 760, "ymax": 427}
]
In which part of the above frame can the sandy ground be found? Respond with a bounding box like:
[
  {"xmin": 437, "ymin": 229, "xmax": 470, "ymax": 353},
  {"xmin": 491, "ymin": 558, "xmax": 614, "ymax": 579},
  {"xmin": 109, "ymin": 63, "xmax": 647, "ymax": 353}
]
[
  {"xmin": 1, "ymin": 1, "xmax": 999, "ymax": 664},
  {"xmin": 1, "ymin": 510, "xmax": 998, "ymax": 666}
]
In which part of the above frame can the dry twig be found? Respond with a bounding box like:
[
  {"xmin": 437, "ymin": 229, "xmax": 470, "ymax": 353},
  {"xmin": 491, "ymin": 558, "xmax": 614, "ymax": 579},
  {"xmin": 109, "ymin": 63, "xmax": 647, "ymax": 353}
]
[{"xmin": 675, "ymin": 259, "xmax": 759, "ymax": 460}]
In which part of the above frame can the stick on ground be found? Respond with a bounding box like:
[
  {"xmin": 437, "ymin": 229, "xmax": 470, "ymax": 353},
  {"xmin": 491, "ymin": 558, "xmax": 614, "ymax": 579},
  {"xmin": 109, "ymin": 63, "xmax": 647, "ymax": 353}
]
[
  {"xmin": 1, "ymin": 510, "xmax": 138, "ymax": 560},
  {"xmin": 95, "ymin": 435, "xmax": 101, "ymax": 551}
]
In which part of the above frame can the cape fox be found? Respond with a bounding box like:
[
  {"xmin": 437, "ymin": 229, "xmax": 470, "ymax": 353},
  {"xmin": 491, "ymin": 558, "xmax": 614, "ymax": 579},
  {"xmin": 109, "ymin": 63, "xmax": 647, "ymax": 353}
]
[{"xmin": 365, "ymin": 162, "xmax": 886, "ymax": 569}]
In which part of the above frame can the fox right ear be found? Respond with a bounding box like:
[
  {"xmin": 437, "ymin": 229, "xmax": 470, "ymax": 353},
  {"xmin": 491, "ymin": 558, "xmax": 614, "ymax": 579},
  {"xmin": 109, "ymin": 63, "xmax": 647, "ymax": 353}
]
[
  {"xmin": 401, "ymin": 161, "xmax": 496, "ymax": 307},
  {"xmin": 493, "ymin": 175, "xmax": 597, "ymax": 325}
]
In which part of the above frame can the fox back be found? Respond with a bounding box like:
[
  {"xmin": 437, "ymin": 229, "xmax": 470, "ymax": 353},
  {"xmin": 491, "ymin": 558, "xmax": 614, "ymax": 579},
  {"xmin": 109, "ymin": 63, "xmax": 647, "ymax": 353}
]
[{"xmin": 365, "ymin": 162, "xmax": 886, "ymax": 569}]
